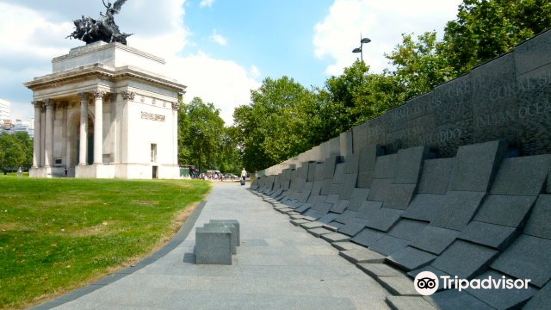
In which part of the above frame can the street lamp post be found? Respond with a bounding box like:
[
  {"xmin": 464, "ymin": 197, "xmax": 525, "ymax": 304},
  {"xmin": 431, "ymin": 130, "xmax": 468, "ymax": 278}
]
[{"xmin": 352, "ymin": 35, "xmax": 371, "ymax": 62}]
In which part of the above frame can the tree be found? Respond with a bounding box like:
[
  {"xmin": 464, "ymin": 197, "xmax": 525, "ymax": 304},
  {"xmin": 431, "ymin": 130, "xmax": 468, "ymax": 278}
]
[
  {"xmin": 0, "ymin": 133, "xmax": 26, "ymax": 174},
  {"xmin": 13, "ymin": 132, "xmax": 33, "ymax": 168}
]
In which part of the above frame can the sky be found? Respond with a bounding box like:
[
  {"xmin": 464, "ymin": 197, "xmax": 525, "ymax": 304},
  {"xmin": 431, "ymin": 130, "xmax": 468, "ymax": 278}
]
[{"xmin": 0, "ymin": 0, "xmax": 462, "ymax": 124}]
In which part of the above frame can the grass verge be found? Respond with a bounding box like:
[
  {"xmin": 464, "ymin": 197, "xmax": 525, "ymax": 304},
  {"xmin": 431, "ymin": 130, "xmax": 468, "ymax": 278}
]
[{"xmin": 0, "ymin": 177, "xmax": 210, "ymax": 309}]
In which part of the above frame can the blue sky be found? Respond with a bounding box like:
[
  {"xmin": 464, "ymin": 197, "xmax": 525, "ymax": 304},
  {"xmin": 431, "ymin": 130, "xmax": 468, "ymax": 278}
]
[{"xmin": 0, "ymin": 0, "xmax": 461, "ymax": 123}]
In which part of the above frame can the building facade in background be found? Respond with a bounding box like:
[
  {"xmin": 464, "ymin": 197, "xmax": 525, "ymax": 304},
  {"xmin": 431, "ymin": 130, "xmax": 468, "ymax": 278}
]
[{"xmin": 25, "ymin": 42, "xmax": 186, "ymax": 179}]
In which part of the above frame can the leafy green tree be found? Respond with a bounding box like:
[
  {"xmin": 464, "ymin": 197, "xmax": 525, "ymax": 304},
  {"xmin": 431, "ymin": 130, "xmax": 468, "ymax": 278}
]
[
  {"xmin": 0, "ymin": 133, "xmax": 26, "ymax": 174},
  {"xmin": 13, "ymin": 132, "xmax": 33, "ymax": 168}
]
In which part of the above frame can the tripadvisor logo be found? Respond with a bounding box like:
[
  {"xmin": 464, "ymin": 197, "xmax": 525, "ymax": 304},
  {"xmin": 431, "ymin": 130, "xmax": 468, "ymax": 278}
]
[{"xmin": 414, "ymin": 271, "xmax": 532, "ymax": 296}]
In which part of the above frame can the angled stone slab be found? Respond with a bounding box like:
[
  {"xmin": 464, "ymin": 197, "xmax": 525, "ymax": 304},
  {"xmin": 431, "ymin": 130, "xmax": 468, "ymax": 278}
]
[
  {"xmin": 448, "ymin": 140, "xmax": 507, "ymax": 192},
  {"xmin": 332, "ymin": 241, "xmax": 366, "ymax": 251},
  {"xmin": 369, "ymin": 235, "xmax": 410, "ymax": 256},
  {"xmin": 357, "ymin": 200, "xmax": 383, "ymax": 218},
  {"xmin": 524, "ymin": 281, "xmax": 551, "ymax": 310},
  {"xmin": 382, "ymin": 183, "xmax": 418, "ymax": 210},
  {"xmin": 387, "ymin": 246, "xmax": 436, "ymax": 271},
  {"xmin": 386, "ymin": 296, "xmax": 436, "ymax": 310},
  {"xmin": 402, "ymin": 194, "xmax": 447, "ymax": 223},
  {"xmin": 394, "ymin": 146, "xmax": 429, "ymax": 184},
  {"xmin": 431, "ymin": 240, "xmax": 498, "ymax": 279},
  {"xmin": 351, "ymin": 228, "xmax": 385, "ymax": 248},
  {"xmin": 417, "ymin": 158, "xmax": 455, "ymax": 195},
  {"xmin": 344, "ymin": 151, "xmax": 360, "ymax": 174},
  {"xmin": 321, "ymin": 232, "xmax": 350, "ymax": 243},
  {"xmin": 289, "ymin": 214, "xmax": 305, "ymax": 219},
  {"xmin": 358, "ymin": 144, "xmax": 384, "ymax": 174},
  {"xmin": 365, "ymin": 207, "xmax": 403, "ymax": 232},
  {"xmin": 358, "ymin": 263, "xmax": 403, "ymax": 278},
  {"xmin": 290, "ymin": 219, "xmax": 310, "ymax": 226},
  {"xmin": 301, "ymin": 221, "xmax": 324, "ymax": 229},
  {"xmin": 330, "ymin": 200, "xmax": 349, "ymax": 214},
  {"xmin": 431, "ymin": 191, "xmax": 486, "ymax": 231},
  {"xmin": 317, "ymin": 212, "xmax": 339, "ymax": 224},
  {"xmin": 307, "ymin": 227, "xmax": 333, "ymax": 238},
  {"xmin": 339, "ymin": 248, "xmax": 386, "ymax": 264},
  {"xmin": 337, "ymin": 173, "xmax": 358, "ymax": 199},
  {"xmin": 524, "ymin": 194, "xmax": 551, "ymax": 239},
  {"xmin": 337, "ymin": 218, "xmax": 367, "ymax": 236},
  {"xmin": 491, "ymin": 234, "xmax": 551, "ymax": 288},
  {"xmin": 490, "ymin": 155, "xmax": 551, "ymax": 195},
  {"xmin": 322, "ymin": 223, "xmax": 339, "ymax": 231},
  {"xmin": 431, "ymin": 290, "xmax": 494, "ymax": 310},
  {"xmin": 458, "ymin": 221, "xmax": 517, "ymax": 249},
  {"xmin": 348, "ymin": 188, "xmax": 370, "ymax": 211},
  {"xmin": 474, "ymin": 194, "xmax": 537, "ymax": 227},
  {"xmin": 374, "ymin": 154, "xmax": 398, "ymax": 179},
  {"xmin": 466, "ymin": 270, "xmax": 537, "ymax": 310},
  {"xmin": 378, "ymin": 276, "xmax": 420, "ymax": 296},
  {"xmin": 303, "ymin": 216, "xmax": 317, "ymax": 221},
  {"xmin": 388, "ymin": 219, "xmax": 427, "ymax": 241},
  {"xmin": 410, "ymin": 226, "xmax": 459, "ymax": 255}
]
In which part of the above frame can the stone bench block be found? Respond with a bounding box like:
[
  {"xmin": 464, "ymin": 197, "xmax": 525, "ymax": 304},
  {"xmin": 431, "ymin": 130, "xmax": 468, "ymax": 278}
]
[
  {"xmin": 209, "ymin": 219, "xmax": 240, "ymax": 245},
  {"xmin": 195, "ymin": 226, "xmax": 232, "ymax": 265},
  {"xmin": 339, "ymin": 248, "xmax": 386, "ymax": 264},
  {"xmin": 205, "ymin": 223, "xmax": 238, "ymax": 254}
]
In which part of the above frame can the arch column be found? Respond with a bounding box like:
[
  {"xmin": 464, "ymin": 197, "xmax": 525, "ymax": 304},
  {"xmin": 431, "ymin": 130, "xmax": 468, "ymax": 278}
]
[
  {"xmin": 44, "ymin": 99, "xmax": 54, "ymax": 168},
  {"xmin": 32, "ymin": 101, "xmax": 42, "ymax": 168},
  {"xmin": 92, "ymin": 90, "xmax": 107, "ymax": 165},
  {"xmin": 79, "ymin": 93, "xmax": 88, "ymax": 165}
]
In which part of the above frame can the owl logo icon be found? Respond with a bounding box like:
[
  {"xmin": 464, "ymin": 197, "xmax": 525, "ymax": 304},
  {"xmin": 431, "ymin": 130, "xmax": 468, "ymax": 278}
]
[{"xmin": 414, "ymin": 271, "xmax": 439, "ymax": 295}]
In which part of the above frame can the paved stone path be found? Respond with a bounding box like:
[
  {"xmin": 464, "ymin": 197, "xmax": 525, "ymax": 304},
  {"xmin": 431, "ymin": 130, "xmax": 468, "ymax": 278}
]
[{"xmin": 54, "ymin": 183, "xmax": 389, "ymax": 309}]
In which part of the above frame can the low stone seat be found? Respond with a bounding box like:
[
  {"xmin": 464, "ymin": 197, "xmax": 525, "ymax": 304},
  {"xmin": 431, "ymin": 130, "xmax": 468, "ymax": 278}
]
[{"xmin": 195, "ymin": 226, "xmax": 232, "ymax": 265}]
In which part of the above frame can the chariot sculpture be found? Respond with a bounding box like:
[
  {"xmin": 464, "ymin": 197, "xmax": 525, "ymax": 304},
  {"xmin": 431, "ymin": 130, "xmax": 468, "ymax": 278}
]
[{"xmin": 67, "ymin": 0, "xmax": 132, "ymax": 45}]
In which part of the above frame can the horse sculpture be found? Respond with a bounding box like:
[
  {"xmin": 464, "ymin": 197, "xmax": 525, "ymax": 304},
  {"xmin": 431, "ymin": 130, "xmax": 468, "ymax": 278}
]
[{"xmin": 67, "ymin": 0, "xmax": 132, "ymax": 45}]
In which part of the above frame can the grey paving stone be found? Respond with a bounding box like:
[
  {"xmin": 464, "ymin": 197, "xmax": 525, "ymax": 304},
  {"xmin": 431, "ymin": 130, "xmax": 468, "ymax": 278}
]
[
  {"xmin": 387, "ymin": 246, "xmax": 436, "ymax": 271},
  {"xmin": 524, "ymin": 194, "xmax": 551, "ymax": 239},
  {"xmin": 365, "ymin": 207, "xmax": 403, "ymax": 232},
  {"xmin": 321, "ymin": 232, "xmax": 350, "ymax": 243},
  {"xmin": 307, "ymin": 227, "xmax": 333, "ymax": 238},
  {"xmin": 351, "ymin": 228, "xmax": 385, "ymax": 248},
  {"xmin": 388, "ymin": 219, "xmax": 428, "ymax": 241},
  {"xmin": 290, "ymin": 219, "xmax": 309, "ymax": 226},
  {"xmin": 394, "ymin": 146, "xmax": 429, "ymax": 184},
  {"xmin": 431, "ymin": 191, "xmax": 486, "ymax": 231},
  {"xmin": 458, "ymin": 221, "xmax": 517, "ymax": 249},
  {"xmin": 490, "ymin": 155, "xmax": 551, "ymax": 195},
  {"xmin": 339, "ymin": 248, "xmax": 386, "ymax": 264},
  {"xmin": 491, "ymin": 234, "xmax": 551, "ymax": 288},
  {"xmin": 347, "ymin": 188, "xmax": 370, "ymax": 211},
  {"xmin": 358, "ymin": 263, "xmax": 403, "ymax": 278},
  {"xmin": 332, "ymin": 241, "xmax": 366, "ymax": 251},
  {"xmin": 322, "ymin": 223, "xmax": 339, "ymax": 231},
  {"xmin": 402, "ymin": 194, "xmax": 447, "ymax": 222},
  {"xmin": 431, "ymin": 240, "xmax": 498, "ymax": 279},
  {"xmin": 386, "ymin": 296, "xmax": 436, "ymax": 310},
  {"xmin": 410, "ymin": 226, "xmax": 459, "ymax": 255},
  {"xmin": 301, "ymin": 221, "xmax": 324, "ymax": 229},
  {"xmin": 431, "ymin": 290, "xmax": 494, "ymax": 310},
  {"xmin": 448, "ymin": 140, "xmax": 507, "ymax": 192},
  {"xmin": 374, "ymin": 154, "xmax": 398, "ymax": 179},
  {"xmin": 337, "ymin": 219, "xmax": 367, "ymax": 236},
  {"xmin": 524, "ymin": 280, "xmax": 551, "ymax": 310},
  {"xmin": 417, "ymin": 158, "xmax": 455, "ymax": 195},
  {"xmin": 466, "ymin": 270, "xmax": 537, "ymax": 310},
  {"xmin": 474, "ymin": 194, "xmax": 537, "ymax": 227},
  {"xmin": 369, "ymin": 235, "xmax": 410, "ymax": 256},
  {"xmin": 378, "ymin": 276, "xmax": 420, "ymax": 296},
  {"xmin": 317, "ymin": 213, "xmax": 339, "ymax": 224}
]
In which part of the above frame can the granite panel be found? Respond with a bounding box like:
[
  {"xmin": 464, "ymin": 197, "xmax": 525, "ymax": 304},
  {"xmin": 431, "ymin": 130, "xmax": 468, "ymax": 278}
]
[
  {"xmin": 343, "ymin": 151, "xmax": 360, "ymax": 174},
  {"xmin": 347, "ymin": 188, "xmax": 370, "ymax": 211},
  {"xmin": 431, "ymin": 240, "xmax": 498, "ymax": 279},
  {"xmin": 448, "ymin": 140, "xmax": 507, "ymax": 192},
  {"xmin": 388, "ymin": 219, "xmax": 427, "ymax": 241},
  {"xmin": 332, "ymin": 163, "xmax": 346, "ymax": 184},
  {"xmin": 416, "ymin": 158, "xmax": 454, "ymax": 195},
  {"xmin": 330, "ymin": 200, "xmax": 349, "ymax": 214},
  {"xmin": 491, "ymin": 234, "xmax": 551, "ymax": 288},
  {"xmin": 466, "ymin": 270, "xmax": 537, "ymax": 310},
  {"xmin": 358, "ymin": 144, "xmax": 384, "ymax": 174},
  {"xmin": 339, "ymin": 248, "xmax": 386, "ymax": 264},
  {"xmin": 459, "ymin": 221, "xmax": 517, "ymax": 249},
  {"xmin": 378, "ymin": 276, "xmax": 419, "ymax": 296},
  {"xmin": 474, "ymin": 194, "xmax": 537, "ymax": 227},
  {"xmin": 386, "ymin": 296, "xmax": 437, "ymax": 310},
  {"xmin": 490, "ymin": 155, "xmax": 551, "ymax": 195},
  {"xmin": 317, "ymin": 213, "xmax": 339, "ymax": 224},
  {"xmin": 307, "ymin": 162, "xmax": 316, "ymax": 182},
  {"xmin": 374, "ymin": 154, "xmax": 398, "ymax": 179},
  {"xmin": 394, "ymin": 146, "xmax": 429, "ymax": 184},
  {"xmin": 365, "ymin": 208, "xmax": 403, "ymax": 232},
  {"xmin": 524, "ymin": 194, "xmax": 551, "ymax": 239},
  {"xmin": 431, "ymin": 290, "xmax": 494, "ymax": 310},
  {"xmin": 369, "ymin": 235, "xmax": 410, "ymax": 256},
  {"xmin": 387, "ymin": 246, "xmax": 436, "ymax": 271},
  {"xmin": 337, "ymin": 173, "xmax": 357, "ymax": 199},
  {"xmin": 337, "ymin": 219, "xmax": 367, "ymax": 236},
  {"xmin": 410, "ymin": 225, "xmax": 459, "ymax": 255},
  {"xmin": 357, "ymin": 263, "xmax": 403, "ymax": 278},
  {"xmin": 351, "ymin": 228, "xmax": 385, "ymax": 248},
  {"xmin": 524, "ymin": 281, "xmax": 551, "ymax": 310},
  {"xmin": 514, "ymin": 29, "xmax": 551, "ymax": 75},
  {"xmin": 383, "ymin": 183, "xmax": 417, "ymax": 210},
  {"xmin": 402, "ymin": 194, "xmax": 447, "ymax": 222},
  {"xmin": 431, "ymin": 191, "xmax": 486, "ymax": 231}
]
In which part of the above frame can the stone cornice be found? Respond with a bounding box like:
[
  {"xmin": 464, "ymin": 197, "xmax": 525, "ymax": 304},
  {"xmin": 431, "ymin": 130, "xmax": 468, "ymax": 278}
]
[
  {"xmin": 25, "ymin": 64, "xmax": 186, "ymax": 93},
  {"xmin": 52, "ymin": 42, "xmax": 166, "ymax": 65}
]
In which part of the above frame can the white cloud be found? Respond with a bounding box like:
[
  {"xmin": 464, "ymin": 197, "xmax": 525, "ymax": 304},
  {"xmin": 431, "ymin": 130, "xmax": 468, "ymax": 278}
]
[
  {"xmin": 199, "ymin": 0, "xmax": 215, "ymax": 8},
  {"xmin": 210, "ymin": 30, "xmax": 228, "ymax": 46},
  {"xmin": 0, "ymin": 0, "xmax": 259, "ymax": 125},
  {"xmin": 249, "ymin": 65, "xmax": 261, "ymax": 79},
  {"xmin": 313, "ymin": 0, "xmax": 462, "ymax": 76}
]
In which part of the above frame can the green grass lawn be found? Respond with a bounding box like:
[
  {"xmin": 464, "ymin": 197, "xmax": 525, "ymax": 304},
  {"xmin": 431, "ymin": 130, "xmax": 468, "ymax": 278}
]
[{"xmin": 0, "ymin": 177, "xmax": 210, "ymax": 309}]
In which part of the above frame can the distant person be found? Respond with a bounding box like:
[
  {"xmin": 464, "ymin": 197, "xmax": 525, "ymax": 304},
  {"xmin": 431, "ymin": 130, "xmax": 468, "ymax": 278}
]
[
  {"xmin": 17, "ymin": 167, "xmax": 22, "ymax": 177},
  {"xmin": 240, "ymin": 168, "xmax": 247, "ymax": 186}
]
